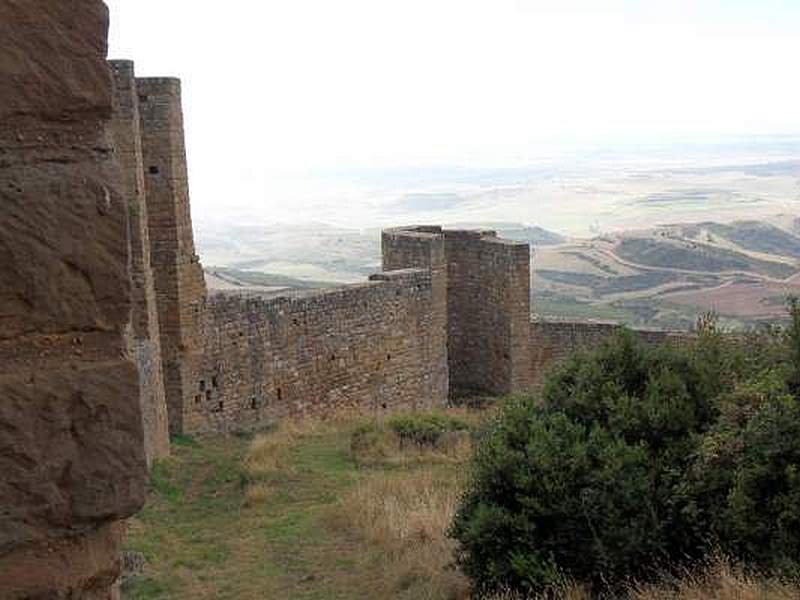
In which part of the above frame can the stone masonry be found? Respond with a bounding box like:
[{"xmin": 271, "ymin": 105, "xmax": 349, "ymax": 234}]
[
  {"xmin": 78, "ymin": 45, "xmax": 689, "ymax": 444},
  {"xmin": 110, "ymin": 60, "xmax": 170, "ymax": 465},
  {"xmin": 529, "ymin": 319, "xmax": 692, "ymax": 389},
  {"xmin": 193, "ymin": 269, "xmax": 447, "ymax": 432},
  {"xmin": 137, "ymin": 77, "xmax": 208, "ymax": 437}
]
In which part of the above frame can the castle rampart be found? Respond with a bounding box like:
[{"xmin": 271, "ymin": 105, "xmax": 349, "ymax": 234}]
[
  {"xmin": 110, "ymin": 60, "xmax": 170, "ymax": 464},
  {"xmin": 529, "ymin": 319, "xmax": 692, "ymax": 388},
  {"xmin": 383, "ymin": 226, "xmax": 533, "ymax": 396},
  {"xmin": 189, "ymin": 268, "xmax": 447, "ymax": 431},
  {"xmin": 136, "ymin": 76, "xmax": 207, "ymax": 436},
  {"xmin": 443, "ymin": 230, "xmax": 533, "ymax": 395},
  {"xmin": 98, "ymin": 67, "xmax": 692, "ymax": 441}
]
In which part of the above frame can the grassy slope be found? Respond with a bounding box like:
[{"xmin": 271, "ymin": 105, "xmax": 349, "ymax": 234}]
[
  {"xmin": 123, "ymin": 424, "xmax": 464, "ymax": 600},
  {"xmin": 124, "ymin": 412, "xmax": 799, "ymax": 600}
]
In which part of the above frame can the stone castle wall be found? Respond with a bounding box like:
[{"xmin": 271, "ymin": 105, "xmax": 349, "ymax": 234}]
[
  {"xmin": 110, "ymin": 60, "xmax": 170, "ymax": 465},
  {"xmin": 529, "ymin": 319, "xmax": 691, "ymax": 388},
  {"xmin": 188, "ymin": 269, "xmax": 447, "ymax": 432},
  {"xmin": 99, "ymin": 67, "xmax": 691, "ymax": 440},
  {"xmin": 383, "ymin": 227, "xmax": 533, "ymax": 396},
  {"xmin": 443, "ymin": 230, "xmax": 533, "ymax": 395},
  {"xmin": 381, "ymin": 227, "xmax": 449, "ymax": 399},
  {"xmin": 137, "ymin": 77, "xmax": 208, "ymax": 437}
]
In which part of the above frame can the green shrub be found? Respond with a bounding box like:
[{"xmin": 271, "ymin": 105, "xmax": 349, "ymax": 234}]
[
  {"xmin": 450, "ymin": 317, "xmax": 800, "ymax": 596},
  {"xmin": 350, "ymin": 414, "xmax": 473, "ymax": 466},
  {"xmin": 690, "ymin": 374, "xmax": 800, "ymax": 574},
  {"xmin": 387, "ymin": 412, "xmax": 470, "ymax": 447}
]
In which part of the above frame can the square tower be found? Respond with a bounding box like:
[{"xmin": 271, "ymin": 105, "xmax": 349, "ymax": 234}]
[{"xmin": 136, "ymin": 77, "xmax": 207, "ymax": 436}]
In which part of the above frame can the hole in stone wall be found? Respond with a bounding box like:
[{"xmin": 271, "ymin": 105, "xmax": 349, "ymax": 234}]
[
  {"xmin": 148, "ymin": 166, "xmax": 159, "ymax": 175},
  {"xmin": 277, "ymin": 387, "xmax": 282, "ymax": 401},
  {"xmin": 212, "ymin": 375, "xmax": 219, "ymax": 388},
  {"xmin": 330, "ymin": 354, "xmax": 336, "ymax": 361},
  {"xmin": 381, "ymin": 402, "xmax": 387, "ymax": 409},
  {"xmin": 387, "ymin": 354, "xmax": 391, "ymax": 361},
  {"xmin": 205, "ymin": 390, "xmax": 212, "ymax": 401},
  {"xmin": 250, "ymin": 397, "xmax": 257, "ymax": 409},
  {"xmin": 194, "ymin": 394, "xmax": 201, "ymax": 404}
]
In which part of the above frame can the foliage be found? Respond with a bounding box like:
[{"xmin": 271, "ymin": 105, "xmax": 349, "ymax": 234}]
[
  {"xmin": 351, "ymin": 411, "xmax": 475, "ymax": 467},
  {"xmin": 386, "ymin": 412, "xmax": 471, "ymax": 447},
  {"xmin": 450, "ymin": 304, "xmax": 800, "ymax": 596}
]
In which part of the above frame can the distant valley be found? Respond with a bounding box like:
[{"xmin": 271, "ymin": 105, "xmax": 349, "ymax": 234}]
[{"xmin": 196, "ymin": 145, "xmax": 800, "ymax": 330}]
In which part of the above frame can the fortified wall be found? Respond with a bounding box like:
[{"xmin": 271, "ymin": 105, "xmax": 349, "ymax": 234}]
[
  {"xmin": 102, "ymin": 60, "xmax": 691, "ymax": 437},
  {"xmin": 529, "ymin": 320, "xmax": 689, "ymax": 389}
]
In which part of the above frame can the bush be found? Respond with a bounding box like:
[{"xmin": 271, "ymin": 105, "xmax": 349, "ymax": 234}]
[
  {"xmin": 387, "ymin": 412, "xmax": 470, "ymax": 447},
  {"xmin": 351, "ymin": 413, "xmax": 474, "ymax": 467},
  {"xmin": 450, "ymin": 315, "xmax": 800, "ymax": 596},
  {"xmin": 690, "ymin": 375, "xmax": 800, "ymax": 574}
]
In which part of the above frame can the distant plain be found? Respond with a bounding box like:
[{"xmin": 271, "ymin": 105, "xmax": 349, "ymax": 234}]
[{"xmin": 196, "ymin": 136, "xmax": 800, "ymax": 329}]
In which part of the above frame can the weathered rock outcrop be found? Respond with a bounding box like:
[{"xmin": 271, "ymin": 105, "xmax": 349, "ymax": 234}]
[{"xmin": 0, "ymin": 1, "xmax": 147, "ymax": 597}]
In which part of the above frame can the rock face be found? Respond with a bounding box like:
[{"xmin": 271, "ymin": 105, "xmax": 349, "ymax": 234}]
[{"xmin": 0, "ymin": 1, "xmax": 147, "ymax": 597}]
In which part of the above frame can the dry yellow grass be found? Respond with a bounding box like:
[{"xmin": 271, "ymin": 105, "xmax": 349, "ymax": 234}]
[
  {"xmin": 330, "ymin": 467, "xmax": 470, "ymax": 599},
  {"xmin": 629, "ymin": 557, "xmax": 800, "ymax": 600},
  {"xmin": 351, "ymin": 428, "xmax": 473, "ymax": 467},
  {"xmin": 243, "ymin": 481, "xmax": 272, "ymax": 507},
  {"xmin": 241, "ymin": 418, "xmax": 335, "ymax": 505}
]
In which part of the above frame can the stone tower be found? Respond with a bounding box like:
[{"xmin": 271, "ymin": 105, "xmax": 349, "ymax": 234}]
[
  {"xmin": 382, "ymin": 226, "xmax": 532, "ymax": 396},
  {"xmin": 444, "ymin": 230, "xmax": 533, "ymax": 394},
  {"xmin": 109, "ymin": 60, "xmax": 170, "ymax": 463},
  {"xmin": 136, "ymin": 77, "xmax": 207, "ymax": 436},
  {"xmin": 382, "ymin": 226, "xmax": 450, "ymax": 401}
]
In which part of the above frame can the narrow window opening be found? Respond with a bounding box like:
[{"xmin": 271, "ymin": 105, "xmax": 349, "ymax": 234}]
[
  {"xmin": 277, "ymin": 387, "xmax": 282, "ymax": 401},
  {"xmin": 387, "ymin": 354, "xmax": 391, "ymax": 361},
  {"xmin": 194, "ymin": 394, "xmax": 201, "ymax": 404},
  {"xmin": 250, "ymin": 397, "xmax": 257, "ymax": 410},
  {"xmin": 148, "ymin": 165, "xmax": 159, "ymax": 175}
]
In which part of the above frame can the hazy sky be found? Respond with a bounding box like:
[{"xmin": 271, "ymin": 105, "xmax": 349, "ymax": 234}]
[{"xmin": 106, "ymin": 0, "xmax": 800, "ymax": 219}]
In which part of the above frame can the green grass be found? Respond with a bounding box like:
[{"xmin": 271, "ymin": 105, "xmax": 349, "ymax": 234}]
[
  {"xmin": 123, "ymin": 431, "xmax": 359, "ymax": 599},
  {"xmin": 122, "ymin": 418, "xmax": 470, "ymax": 600}
]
